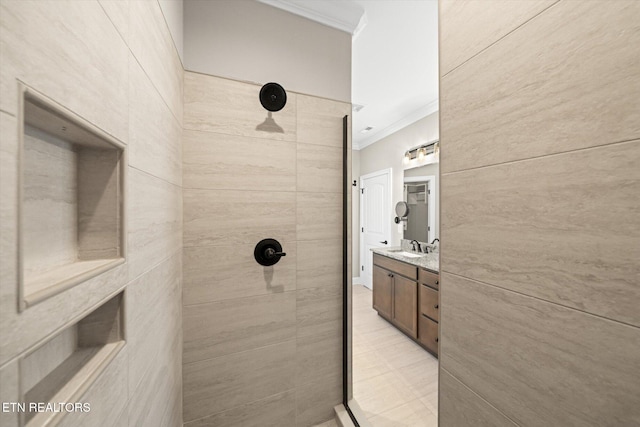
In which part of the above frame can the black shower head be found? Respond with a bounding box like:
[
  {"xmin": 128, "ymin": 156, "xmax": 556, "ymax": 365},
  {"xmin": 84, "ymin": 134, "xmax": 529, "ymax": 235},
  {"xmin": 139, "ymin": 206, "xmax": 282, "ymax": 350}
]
[{"xmin": 259, "ymin": 82, "xmax": 287, "ymax": 112}]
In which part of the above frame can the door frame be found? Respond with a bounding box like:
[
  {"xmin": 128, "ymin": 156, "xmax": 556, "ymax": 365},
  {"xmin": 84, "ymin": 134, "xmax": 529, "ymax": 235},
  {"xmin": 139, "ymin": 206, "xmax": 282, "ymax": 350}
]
[
  {"xmin": 359, "ymin": 168, "xmax": 392, "ymax": 289},
  {"xmin": 404, "ymin": 175, "xmax": 437, "ymax": 243}
]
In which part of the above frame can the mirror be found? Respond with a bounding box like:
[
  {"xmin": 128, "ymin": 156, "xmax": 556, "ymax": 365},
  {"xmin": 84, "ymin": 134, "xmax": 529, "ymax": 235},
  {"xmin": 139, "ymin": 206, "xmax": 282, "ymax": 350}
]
[{"xmin": 403, "ymin": 162, "xmax": 439, "ymax": 243}]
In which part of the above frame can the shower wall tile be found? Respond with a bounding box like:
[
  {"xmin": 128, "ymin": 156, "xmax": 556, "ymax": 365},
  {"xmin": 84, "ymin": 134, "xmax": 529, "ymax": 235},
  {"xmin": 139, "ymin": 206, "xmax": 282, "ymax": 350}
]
[
  {"xmin": 183, "ymin": 189, "xmax": 295, "ymax": 247},
  {"xmin": 98, "ymin": 0, "xmax": 129, "ymax": 43},
  {"xmin": 439, "ymin": 0, "xmax": 556, "ymax": 75},
  {"xmin": 296, "ymin": 285, "xmax": 342, "ymax": 339},
  {"xmin": 129, "ymin": 0, "xmax": 183, "ymax": 124},
  {"xmin": 297, "ymin": 144, "xmax": 342, "ymax": 193},
  {"xmin": 128, "ymin": 167, "xmax": 182, "ymax": 281},
  {"xmin": 441, "ymin": 140, "xmax": 640, "ymax": 327},
  {"xmin": 184, "ymin": 71, "xmax": 297, "ymax": 141},
  {"xmin": 296, "ymin": 192, "xmax": 342, "ymax": 241},
  {"xmin": 296, "ymin": 239, "xmax": 341, "ymax": 290},
  {"xmin": 440, "ymin": 273, "xmax": 640, "ymax": 427},
  {"xmin": 183, "ymin": 340, "xmax": 296, "ymax": 423},
  {"xmin": 183, "ymin": 129, "xmax": 296, "ymax": 191},
  {"xmin": 440, "ymin": 0, "xmax": 640, "ymax": 173},
  {"xmin": 295, "ymin": 374, "xmax": 343, "ymax": 427},
  {"xmin": 183, "ymin": 242, "xmax": 296, "ymax": 305},
  {"xmin": 182, "ymin": 71, "xmax": 348, "ymax": 425},
  {"xmin": 0, "ymin": 360, "xmax": 19, "ymax": 427},
  {"xmin": 297, "ymin": 94, "xmax": 350, "ymax": 147},
  {"xmin": 129, "ymin": 57, "xmax": 182, "ymax": 186},
  {"xmin": 183, "ymin": 291, "xmax": 296, "ymax": 364},
  {"xmin": 0, "ymin": 0, "xmax": 129, "ymax": 142},
  {"xmin": 296, "ymin": 330, "xmax": 342, "ymax": 387},
  {"xmin": 126, "ymin": 253, "xmax": 182, "ymax": 396},
  {"xmin": 56, "ymin": 346, "xmax": 129, "ymax": 427},
  {"xmin": 183, "ymin": 390, "xmax": 296, "ymax": 427},
  {"xmin": 129, "ymin": 331, "xmax": 182, "ymax": 427},
  {"xmin": 439, "ymin": 370, "xmax": 517, "ymax": 427},
  {"xmin": 0, "ymin": 112, "xmax": 19, "ymax": 325}
]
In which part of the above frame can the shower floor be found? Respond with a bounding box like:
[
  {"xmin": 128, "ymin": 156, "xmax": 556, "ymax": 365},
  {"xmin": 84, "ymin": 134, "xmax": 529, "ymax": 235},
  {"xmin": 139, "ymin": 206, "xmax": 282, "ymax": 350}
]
[{"xmin": 352, "ymin": 284, "xmax": 438, "ymax": 426}]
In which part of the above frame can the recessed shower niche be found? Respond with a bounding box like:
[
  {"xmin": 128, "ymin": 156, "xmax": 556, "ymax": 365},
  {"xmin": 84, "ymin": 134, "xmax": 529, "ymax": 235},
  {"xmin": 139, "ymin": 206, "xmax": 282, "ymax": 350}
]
[
  {"xmin": 18, "ymin": 85, "xmax": 126, "ymax": 310},
  {"xmin": 19, "ymin": 291, "xmax": 125, "ymax": 427}
]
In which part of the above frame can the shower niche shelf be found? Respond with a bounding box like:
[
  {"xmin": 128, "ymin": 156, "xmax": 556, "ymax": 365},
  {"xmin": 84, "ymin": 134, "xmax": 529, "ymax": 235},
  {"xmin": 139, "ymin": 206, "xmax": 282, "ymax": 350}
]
[
  {"xmin": 18, "ymin": 85, "xmax": 126, "ymax": 310},
  {"xmin": 19, "ymin": 292, "xmax": 125, "ymax": 427}
]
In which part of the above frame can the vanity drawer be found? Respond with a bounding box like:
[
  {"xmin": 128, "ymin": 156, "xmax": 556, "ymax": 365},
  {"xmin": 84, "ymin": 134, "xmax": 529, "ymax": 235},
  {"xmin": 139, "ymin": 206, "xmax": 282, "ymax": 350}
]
[
  {"xmin": 418, "ymin": 315, "xmax": 439, "ymax": 355},
  {"xmin": 419, "ymin": 284, "xmax": 439, "ymax": 322},
  {"xmin": 419, "ymin": 268, "xmax": 439, "ymax": 290},
  {"xmin": 373, "ymin": 254, "xmax": 417, "ymax": 280}
]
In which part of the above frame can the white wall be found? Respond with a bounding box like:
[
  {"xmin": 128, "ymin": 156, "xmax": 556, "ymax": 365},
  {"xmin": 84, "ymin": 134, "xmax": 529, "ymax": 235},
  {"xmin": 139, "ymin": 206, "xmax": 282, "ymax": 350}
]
[
  {"xmin": 184, "ymin": 0, "xmax": 351, "ymax": 102},
  {"xmin": 358, "ymin": 112, "xmax": 439, "ymax": 247}
]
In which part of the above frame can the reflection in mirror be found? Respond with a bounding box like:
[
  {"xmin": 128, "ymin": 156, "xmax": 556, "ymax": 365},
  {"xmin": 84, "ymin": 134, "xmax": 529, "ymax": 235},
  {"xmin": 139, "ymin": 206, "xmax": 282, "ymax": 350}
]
[{"xmin": 403, "ymin": 162, "xmax": 438, "ymax": 244}]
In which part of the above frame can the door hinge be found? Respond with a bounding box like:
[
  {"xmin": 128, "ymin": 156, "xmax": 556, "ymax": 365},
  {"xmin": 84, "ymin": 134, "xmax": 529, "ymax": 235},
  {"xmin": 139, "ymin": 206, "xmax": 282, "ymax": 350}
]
[
  {"xmin": 361, "ymin": 265, "xmax": 364, "ymax": 271},
  {"xmin": 428, "ymin": 226, "xmax": 431, "ymax": 231},
  {"xmin": 361, "ymin": 227, "xmax": 364, "ymax": 232},
  {"xmin": 361, "ymin": 188, "xmax": 364, "ymax": 194},
  {"xmin": 428, "ymin": 189, "xmax": 431, "ymax": 194}
]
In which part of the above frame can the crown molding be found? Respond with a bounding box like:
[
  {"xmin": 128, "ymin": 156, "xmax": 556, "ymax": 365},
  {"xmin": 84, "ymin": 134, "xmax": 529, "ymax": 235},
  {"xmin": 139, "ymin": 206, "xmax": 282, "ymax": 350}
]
[
  {"xmin": 257, "ymin": 0, "xmax": 366, "ymax": 35},
  {"xmin": 353, "ymin": 99, "xmax": 439, "ymax": 150}
]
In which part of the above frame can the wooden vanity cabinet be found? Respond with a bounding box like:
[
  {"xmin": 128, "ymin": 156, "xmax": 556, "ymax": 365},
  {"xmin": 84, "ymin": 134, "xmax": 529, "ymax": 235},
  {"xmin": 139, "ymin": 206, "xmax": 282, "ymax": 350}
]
[
  {"xmin": 372, "ymin": 254, "xmax": 440, "ymax": 356},
  {"xmin": 372, "ymin": 254, "xmax": 418, "ymax": 339}
]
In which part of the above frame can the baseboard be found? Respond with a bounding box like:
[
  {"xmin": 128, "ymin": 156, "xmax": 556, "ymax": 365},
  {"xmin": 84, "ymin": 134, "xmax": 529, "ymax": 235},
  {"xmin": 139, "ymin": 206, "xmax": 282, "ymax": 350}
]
[{"xmin": 352, "ymin": 276, "xmax": 363, "ymax": 286}]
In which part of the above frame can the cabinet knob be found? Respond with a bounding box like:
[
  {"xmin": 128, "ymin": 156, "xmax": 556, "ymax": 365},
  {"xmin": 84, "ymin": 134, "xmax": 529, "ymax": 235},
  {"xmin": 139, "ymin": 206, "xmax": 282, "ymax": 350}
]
[
  {"xmin": 434, "ymin": 304, "xmax": 439, "ymax": 309},
  {"xmin": 435, "ymin": 337, "xmax": 439, "ymax": 343},
  {"xmin": 435, "ymin": 280, "xmax": 439, "ymax": 285}
]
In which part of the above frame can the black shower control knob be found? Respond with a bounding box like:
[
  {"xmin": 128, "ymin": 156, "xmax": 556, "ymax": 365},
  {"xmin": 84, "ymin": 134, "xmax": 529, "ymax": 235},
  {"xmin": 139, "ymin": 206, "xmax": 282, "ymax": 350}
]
[{"xmin": 254, "ymin": 238, "xmax": 286, "ymax": 266}]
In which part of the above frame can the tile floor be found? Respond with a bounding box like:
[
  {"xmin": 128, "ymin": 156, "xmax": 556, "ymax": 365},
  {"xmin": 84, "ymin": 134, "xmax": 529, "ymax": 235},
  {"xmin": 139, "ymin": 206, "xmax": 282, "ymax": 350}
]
[{"xmin": 352, "ymin": 284, "xmax": 438, "ymax": 426}]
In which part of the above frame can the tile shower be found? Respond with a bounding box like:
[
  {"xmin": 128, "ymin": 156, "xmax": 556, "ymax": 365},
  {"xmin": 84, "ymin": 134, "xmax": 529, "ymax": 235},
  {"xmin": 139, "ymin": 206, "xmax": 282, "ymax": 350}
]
[{"xmin": 181, "ymin": 71, "xmax": 350, "ymax": 426}]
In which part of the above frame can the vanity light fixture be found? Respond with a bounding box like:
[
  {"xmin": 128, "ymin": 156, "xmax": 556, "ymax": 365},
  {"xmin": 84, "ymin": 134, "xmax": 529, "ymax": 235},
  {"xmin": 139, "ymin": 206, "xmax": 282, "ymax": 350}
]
[{"xmin": 403, "ymin": 139, "xmax": 440, "ymax": 165}]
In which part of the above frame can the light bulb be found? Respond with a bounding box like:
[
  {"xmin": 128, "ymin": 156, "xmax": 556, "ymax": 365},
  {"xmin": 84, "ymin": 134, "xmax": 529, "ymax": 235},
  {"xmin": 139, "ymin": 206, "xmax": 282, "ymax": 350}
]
[
  {"xmin": 418, "ymin": 148, "xmax": 426, "ymax": 161},
  {"xmin": 403, "ymin": 151, "xmax": 411, "ymax": 164}
]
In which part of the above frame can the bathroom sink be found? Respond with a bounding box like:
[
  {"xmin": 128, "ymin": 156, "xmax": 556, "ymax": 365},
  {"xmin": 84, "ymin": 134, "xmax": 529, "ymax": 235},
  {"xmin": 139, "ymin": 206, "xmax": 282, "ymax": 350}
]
[{"xmin": 387, "ymin": 249, "xmax": 423, "ymax": 258}]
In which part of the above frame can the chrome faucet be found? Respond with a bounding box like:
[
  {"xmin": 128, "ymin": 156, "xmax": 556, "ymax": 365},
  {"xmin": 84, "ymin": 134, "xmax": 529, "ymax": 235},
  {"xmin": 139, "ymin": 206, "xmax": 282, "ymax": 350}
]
[{"xmin": 410, "ymin": 240, "xmax": 421, "ymax": 252}]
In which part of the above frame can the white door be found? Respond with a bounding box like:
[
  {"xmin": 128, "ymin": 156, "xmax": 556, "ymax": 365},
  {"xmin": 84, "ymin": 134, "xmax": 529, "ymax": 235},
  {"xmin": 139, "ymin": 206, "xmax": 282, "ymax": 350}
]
[{"xmin": 360, "ymin": 169, "xmax": 392, "ymax": 289}]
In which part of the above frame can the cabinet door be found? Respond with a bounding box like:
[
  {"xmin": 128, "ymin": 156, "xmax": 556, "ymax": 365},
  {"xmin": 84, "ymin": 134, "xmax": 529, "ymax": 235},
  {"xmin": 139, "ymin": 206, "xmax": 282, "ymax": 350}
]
[
  {"xmin": 392, "ymin": 275, "xmax": 418, "ymax": 338},
  {"xmin": 372, "ymin": 265, "xmax": 393, "ymax": 320}
]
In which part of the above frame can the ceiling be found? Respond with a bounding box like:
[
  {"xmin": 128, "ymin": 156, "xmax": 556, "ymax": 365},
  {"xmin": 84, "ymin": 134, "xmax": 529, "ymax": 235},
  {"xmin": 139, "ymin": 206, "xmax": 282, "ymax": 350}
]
[{"xmin": 258, "ymin": 0, "xmax": 439, "ymax": 150}]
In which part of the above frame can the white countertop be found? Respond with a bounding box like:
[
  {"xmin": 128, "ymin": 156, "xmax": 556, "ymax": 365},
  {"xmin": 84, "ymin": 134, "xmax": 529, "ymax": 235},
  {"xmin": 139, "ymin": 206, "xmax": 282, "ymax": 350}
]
[{"xmin": 371, "ymin": 247, "xmax": 439, "ymax": 273}]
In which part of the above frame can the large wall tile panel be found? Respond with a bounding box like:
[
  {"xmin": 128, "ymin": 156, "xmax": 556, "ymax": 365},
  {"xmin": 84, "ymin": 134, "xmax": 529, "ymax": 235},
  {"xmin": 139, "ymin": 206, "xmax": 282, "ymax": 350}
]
[
  {"xmin": 439, "ymin": 370, "xmax": 517, "ymax": 427},
  {"xmin": 439, "ymin": 1, "xmax": 640, "ymax": 425},
  {"xmin": 129, "ymin": 0, "xmax": 183, "ymax": 124},
  {"xmin": 129, "ymin": 57, "xmax": 182, "ymax": 186},
  {"xmin": 440, "ymin": 0, "xmax": 640, "ymax": 173},
  {"xmin": 182, "ymin": 71, "xmax": 349, "ymax": 426},
  {"xmin": 0, "ymin": 0, "xmax": 183, "ymax": 425},
  {"xmin": 440, "ymin": 274, "xmax": 640, "ymax": 426},
  {"xmin": 439, "ymin": 0, "xmax": 557, "ymax": 75},
  {"xmin": 0, "ymin": 0, "xmax": 129, "ymax": 142},
  {"xmin": 441, "ymin": 141, "xmax": 640, "ymax": 326},
  {"xmin": 183, "ymin": 129, "xmax": 296, "ymax": 191}
]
